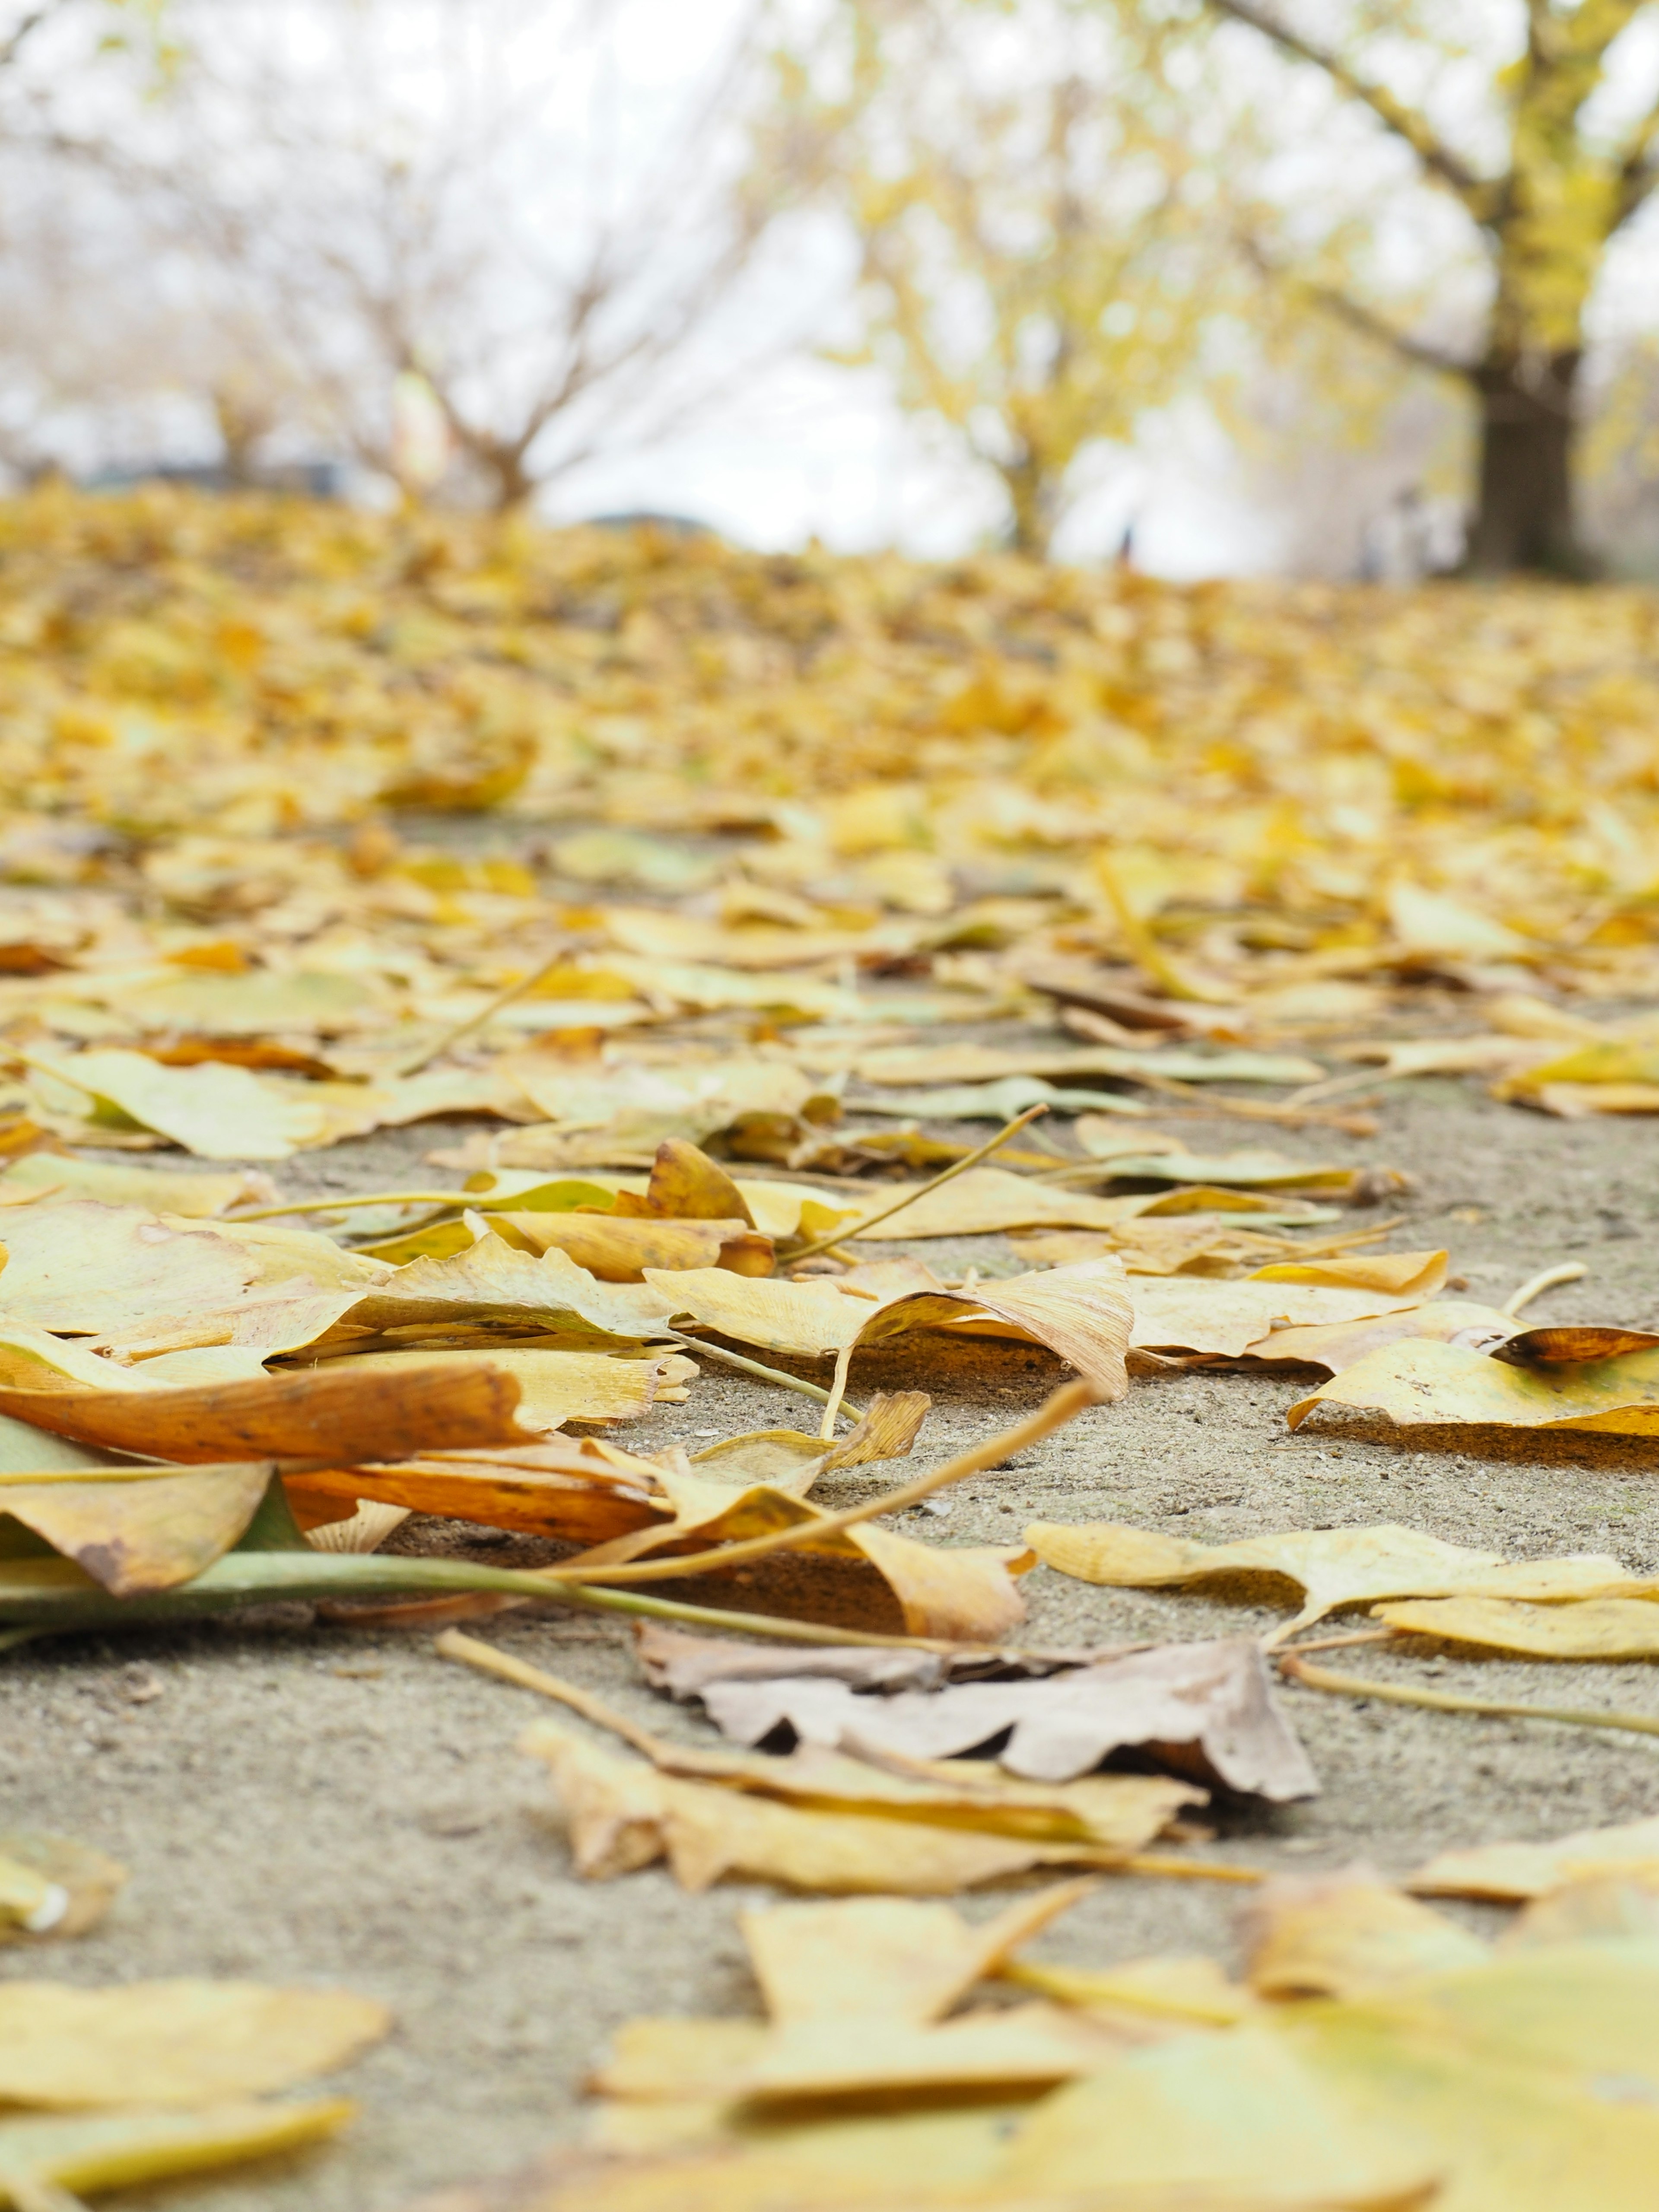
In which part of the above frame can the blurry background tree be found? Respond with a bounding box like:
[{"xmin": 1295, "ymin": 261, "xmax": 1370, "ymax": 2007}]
[
  {"xmin": 1199, "ymin": 0, "xmax": 1659, "ymax": 575},
  {"xmin": 0, "ymin": 0, "xmax": 818, "ymax": 507},
  {"xmin": 796, "ymin": 0, "xmax": 1249, "ymax": 558}
]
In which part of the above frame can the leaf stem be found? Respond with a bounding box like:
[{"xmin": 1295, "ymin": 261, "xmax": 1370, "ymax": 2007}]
[
  {"xmin": 1501, "ymin": 1260, "xmax": 1587, "ymax": 1317},
  {"xmin": 784, "ymin": 1103, "xmax": 1049, "ymax": 1264},
  {"xmin": 664, "ymin": 1332, "xmax": 863, "ymax": 1421},
  {"xmin": 1278, "ymin": 1654, "xmax": 1659, "ymax": 1739},
  {"xmin": 539, "ymin": 1377, "xmax": 1098, "ymax": 1587},
  {"xmin": 230, "ymin": 1189, "xmax": 470, "ymax": 1220},
  {"xmin": 0, "ymin": 1553, "xmax": 979, "ymax": 1649},
  {"xmin": 392, "ymin": 947, "xmax": 572, "ymax": 1078}
]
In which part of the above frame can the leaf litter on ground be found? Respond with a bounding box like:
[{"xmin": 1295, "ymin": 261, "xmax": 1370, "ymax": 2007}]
[{"xmin": 15, "ymin": 496, "xmax": 1659, "ymax": 2207}]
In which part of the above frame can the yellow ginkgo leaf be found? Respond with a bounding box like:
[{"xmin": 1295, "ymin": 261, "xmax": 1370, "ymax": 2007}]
[
  {"xmin": 1287, "ymin": 1337, "xmax": 1659, "ymax": 1437},
  {"xmin": 1410, "ymin": 1815, "xmax": 1659, "ymax": 1900},
  {"xmin": 26, "ymin": 1049, "xmax": 330, "ymax": 1159},
  {"xmin": 0, "ymin": 1980, "xmax": 388, "ymax": 2106},
  {"xmin": 1022, "ymin": 1518, "xmax": 1630, "ymax": 1633},
  {"xmin": 0, "ymin": 2099, "xmax": 357, "ymax": 2206},
  {"xmin": 1372, "ymin": 1593, "xmax": 1659, "ymax": 1659}
]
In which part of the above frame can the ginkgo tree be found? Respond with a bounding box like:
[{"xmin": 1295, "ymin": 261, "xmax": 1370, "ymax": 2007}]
[
  {"xmin": 1201, "ymin": 0, "xmax": 1659, "ymax": 575},
  {"xmin": 810, "ymin": 0, "xmax": 1244, "ymax": 557}
]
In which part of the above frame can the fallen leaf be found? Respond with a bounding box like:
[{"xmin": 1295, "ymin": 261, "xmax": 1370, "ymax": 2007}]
[
  {"xmin": 1250, "ymin": 1252, "xmax": 1448, "ymax": 1296},
  {"xmin": 0, "ymin": 2099, "xmax": 357, "ymax": 2205},
  {"xmin": 993, "ymin": 2023, "xmax": 1437, "ymax": 2209},
  {"xmin": 852, "ymin": 1042, "xmax": 1324, "ymax": 1087},
  {"xmin": 337, "ymin": 1239, "xmax": 678, "ymax": 1350},
  {"xmin": 0, "ymin": 1201, "xmax": 262, "ymax": 1336},
  {"xmin": 1000, "ymin": 1951, "xmax": 1257, "ymax": 2029},
  {"xmin": 508, "ymin": 1059, "xmax": 839, "ymax": 1152},
  {"xmin": 1274, "ymin": 1941, "xmax": 1659, "ymax": 2212},
  {"xmin": 1386, "ymin": 881, "xmax": 1532, "ymax": 959},
  {"xmin": 847, "ymin": 1075, "xmax": 1150, "ymax": 1121},
  {"xmin": 669, "ymin": 1636, "xmax": 1317, "ymax": 1797},
  {"xmin": 1234, "ymin": 1300, "xmax": 1516, "ymax": 1373},
  {"xmin": 25, "ymin": 1049, "xmax": 331, "ymax": 1158},
  {"xmin": 627, "ymin": 1140, "xmax": 755, "ymax": 1225},
  {"xmin": 1494, "ymin": 1039, "xmax": 1659, "ymax": 1106},
  {"xmin": 634, "ymin": 1621, "xmax": 953, "ymax": 1698},
  {"xmin": 286, "ymin": 1442, "xmax": 666, "ymax": 1546},
  {"xmin": 687, "ymin": 1391, "xmax": 930, "ymax": 1494},
  {"xmin": 571, "ymin": 1467, "xmax": 1033, "ymax": 1641},
  {"xmin": 0, "ymin": 1354, "xmax": 534, "ymax": 1463},
  {"xmin": 1073, "ymin": 1126, "xmax": 1385, "ymax": 1195},
  {"xmin": 849, "ymin": 1257, "xmax": 1132, "ymax": 1398},
  {"xmin": 0, "ymin": 1462, "xmax": 274, "ymax": 1595},
  {"xmin": 1503, "ymin": 1875, "xmax": 1659, "ymax": 1949},
  {"xmin": 119, "ymin": 966, "xmax": 385, "ymax": 1038},
  {"xmin": 637, "ymin": 1271, "xmax": 870, "ymax": 1360},
  {"xmin": 1023, "ymin": 1519, "xmax": 1630, "ymax": 1634},
  {"xmin": 1338, "ymin": 1035, "xmax": 1551, "ymax": 1080},
  {"xmin": 645, "ymin": 1254, "xmax": 1131, "ymax": 1398},
  {"xmin": 1129, "ymin": 1260, "xmax": 1444, "ymax": 1357},
  {"xmin": 492, "ymin": 1212, "xmax": 774, "ymax": 1281},
  {"xmin": 0, "ymin": 1980, "xmax": 389, "ymax": 2105},
  {"xmin": 1517, "ymin": 1080, "xmax": 1659, "ymax": 1117},
  {"xmin": 840, "ymin": 1165, "xmax": 1267, "ymax": 1238},
  {"xmin": 1372, "ymin": 1594, "xmax": 1659, "ymax": 1658},
  {"xmin": 769, "ymin": 1891, "xmax": 1093, "ymax": 2028},
  {"xmin": 521, "ymin": 1720, "xmax": 1148, "ymax": 1891},
  {"xmin": 0, "ymin": 1152, "xmax": 275, "ymax": 1215},
  {"xmin": 1287, "ymin": 1336, "xmax": 1659, "ymax": 1437},
  {"xmin": 305, "ymin": 1347, "xmax": 694, "ymax": 1432},
  {"xmin": 1241, "ymin": 1871, "xmax": 1489, "ymax": 1999},
  {"xmin": 1409, "ymin": 1815, "xmax": 1659, "ymax": 1900}
]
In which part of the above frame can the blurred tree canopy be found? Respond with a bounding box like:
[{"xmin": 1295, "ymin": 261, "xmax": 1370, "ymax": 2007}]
[
  {"xmin": 801, "ymin": 0, "xmax": 1659, "ymax": 574},
  {"xmin": 791, "ymin": 0, "xmax": 1247, "ymax": 558},
  {"xmin": 1200, "ymin": 0, "xmax": 1659, "ymax": 575}
]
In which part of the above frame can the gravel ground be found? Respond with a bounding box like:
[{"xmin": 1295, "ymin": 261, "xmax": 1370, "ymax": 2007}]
[{"xmin": 5, "ymin": 1077, "xmax": 1659, "ymax": 2211}]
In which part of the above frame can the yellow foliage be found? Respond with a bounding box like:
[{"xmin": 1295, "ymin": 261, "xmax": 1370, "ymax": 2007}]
[{"xmin": 6, "ymin": 487, "xmax": 1659, "ymax": 981}]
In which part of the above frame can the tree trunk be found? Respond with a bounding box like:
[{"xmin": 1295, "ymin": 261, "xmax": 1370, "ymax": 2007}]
[
  {"xmin": 1465, "ymin": 353, "xmax": 1586, "ymax": 578},
  {"xmin": 1001, "ymin": 448, "xmax": 1054, "ymax": 560}
]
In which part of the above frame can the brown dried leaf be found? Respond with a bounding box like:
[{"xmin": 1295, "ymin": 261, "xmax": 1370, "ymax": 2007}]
[
  {"xmin": 636, "ymin": 1140, "xmax": 755, "ymax": 1225},
  {"xmin": 672, "ymin": 1636, "xmax": 1316, "ymax": 1798},
  {"xmin": 0, "ymin": 1353, "xmax": 534, "ymax": 1462}
]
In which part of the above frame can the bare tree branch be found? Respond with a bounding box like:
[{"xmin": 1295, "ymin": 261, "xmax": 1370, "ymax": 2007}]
[
  {"xmin": 1614, "ymin": 92, "xmax": 1659, "ymax": 231},
  {"xmin": 1203, "ymin": 0, "xmax": 1496, "ymax": 219},
  {"xmin": 0, "ymin": 2, "xmax": 63, "ymax": 71},
  {"xmin": 1239, "ymin": 232, "xmax": 1476, "ymax": 382}
]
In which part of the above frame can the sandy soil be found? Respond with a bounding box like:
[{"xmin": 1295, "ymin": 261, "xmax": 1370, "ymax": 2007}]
[{"xmin": 5, "ymin": 1077, "xmax": 1659, "ymax": 2211}]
